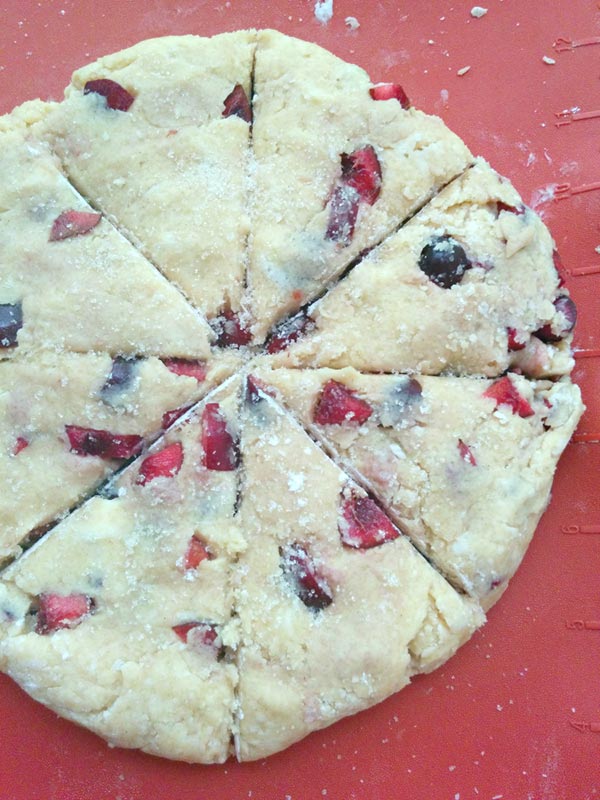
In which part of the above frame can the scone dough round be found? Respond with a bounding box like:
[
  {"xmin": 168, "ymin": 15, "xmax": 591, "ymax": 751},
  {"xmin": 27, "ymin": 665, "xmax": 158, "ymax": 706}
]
[{"xmin": 0, "ymin": 30, "xmax": 583, "ymax": 763}]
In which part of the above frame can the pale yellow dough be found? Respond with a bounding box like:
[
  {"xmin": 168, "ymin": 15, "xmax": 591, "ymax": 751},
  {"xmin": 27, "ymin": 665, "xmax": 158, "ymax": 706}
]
[
  {"xmin": 252, "ymin": 365, "xmax": 583, "ymax": 607},
  {"xmin": 234, "ymin": 388, "xmax": 483, "ymax": 759},
  {"xmin": 273, "ymin": 160, "xmax": 574, "ymax": 377},
  {"xmin": 0, "ymin": 115, "xmax": 213, "ymax": 360},
  {"xmin": 41, "ymin": 33, "xmax": 256, "ymax": 324},
  {"xmin": 0, "ymin": 351, "xmax": 239, "ymax": 561},
  {"xmin": 0, "ymin": 379, "xmax": 242, "ymax": 763},
  {"xmin": 0, "ymin": 30, "xmax": 584, "ymax": 765},
  {"xmin": 249, "ymin": 29, "xmax": 472, "ymax": 338}
]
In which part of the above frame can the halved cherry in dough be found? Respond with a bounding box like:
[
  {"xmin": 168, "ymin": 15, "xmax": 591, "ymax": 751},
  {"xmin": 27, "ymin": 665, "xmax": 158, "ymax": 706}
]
[
  {"xmin": 483, "ymin": 376, "xmax": 534, "ymax": 418},
  {"xmin": 201, "ymin": 403, "xmax": 239, "ymax": 471},
  {"xmin": 136, "ymin": 442, "xmax": 184, "ymax": 485},
  {"xmin": 339, "ymin": 492, "xmax": 400, "ymax": 549},
  {"xmin": 83, "ymin": 78, "xmax": 135, "ymax": 111},
  {"xmin": 280, "ymin": 542, "xmax": 333, "ymax": 610},
  {"xmin": 65, "ymin": 426, "xmax": 143, "ymax": 459},
  {"xmin": 36, "ymin": 593, "xmax": 95, "ymax": 634},
  {"xmin": 313, "ymin": 380, "xmax": 373, "ymax": 425}
]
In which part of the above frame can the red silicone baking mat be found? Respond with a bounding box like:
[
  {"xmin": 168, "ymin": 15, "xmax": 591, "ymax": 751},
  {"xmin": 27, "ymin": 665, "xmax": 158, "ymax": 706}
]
[{"xmin": 0, "ymin": 1, "xmax": 598, "ymax": 798}]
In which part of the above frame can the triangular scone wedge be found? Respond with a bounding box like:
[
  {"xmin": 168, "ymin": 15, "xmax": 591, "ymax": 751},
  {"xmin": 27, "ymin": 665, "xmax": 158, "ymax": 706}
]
[
  {"xmin": 0, "ymin": 351, "xmax": 240, "ymax": 561},
  {"xmin": 271, "ymin": 159, "xmax": 575, "ymax": 378},
  {"xmin": 41, "ymin": 33, "xmax": 256, "ymax": 333},
  {"xmin": 0, "ymin": 378, "xmax": 243, "ymax": 763},
  {"xmin": 249, "ymin": 29, "xmax": 472, "ymax": 339},
  {"xmin": 233, "ymin": 381, "xmax": 483, "ymax": 761},
  {"xmin": 0, "ymin": 112, "xmax": 214, "ymax": 360},
  {"xmin": 254, "ymin": 366, "xmax": 583, "ymax": 608}
]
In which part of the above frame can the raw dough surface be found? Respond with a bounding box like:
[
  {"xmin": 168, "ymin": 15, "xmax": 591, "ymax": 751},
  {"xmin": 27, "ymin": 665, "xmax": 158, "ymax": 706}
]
[{"xmin": 0, "ymin": 30, "xmax": 583, "ymax": 764}]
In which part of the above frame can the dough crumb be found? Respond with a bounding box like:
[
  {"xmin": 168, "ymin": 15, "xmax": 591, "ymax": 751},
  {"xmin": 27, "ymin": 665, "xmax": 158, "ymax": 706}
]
[
  {"xmin": 457, "ymin": 66, "xmax": 471, "ymax": 76},
  {"xmin": 314, "ymin": 0, "xmax": 334, "ymax": 24},
  {"xmin": 345, "ymin": 16, "xmax": 360, "ymax": 30},
  {"xmin": 470, "ymin": 6, "xmax": 488, "ymax": 17},
  {"xmin": 542, "ymin": 55, "xmax": 556, "ymax": 65}
]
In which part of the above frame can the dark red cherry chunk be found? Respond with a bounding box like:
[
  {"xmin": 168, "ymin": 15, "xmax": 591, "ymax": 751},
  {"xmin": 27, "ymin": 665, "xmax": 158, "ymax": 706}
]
[
  {"xmin": 266, "ymin": 311, "xmax": 314, "ymax": 354},
  {"xmin": 172, "ymin": 621, "xmax": 221, "ymax": 655},
  {"xmin": 458, "ymin": 439, "xmax": 477, "ymax": 466},
  {"xmin": 313, "ymin": 380, "xmax": 373, "ymax": 425},
  {"xmin": 418, "ymin": 235, "xmax": 472, "ymax": 289},
  {"xmin": 201, "ymin": 403, "xmax": 239, "ymax": 471},
  {"xmin": 36, "ymin": 593, "xmax": 95, "ymax": 634},
  {"xmin": 339, "ymin": 493, "xmax": 399, "ymax": 549},
  {"xmin": 369, "ymin": 83, "xmax": 410, "ymax": 108},
  {"xmin": 161, "ymin": 359, "xmax": 207, "ymax": 382},
  {"xmin": 211, "ymin": 308, "xmax": 252, "ymax": 347},
  {"xmin": 65, "ymin": 425, "xmax": 143, "ymax": 459},
  {"xmin": 507, "ymin": 327, "xmax": 527, "ymax": 351},
  {"xmin": 281, "ymin": 543, "xmax": 333, "ymax": 610},
  {"xmin": 84, "ymin": 79, "xmax": 135, "ymax": 111},
  {"xmin": 483, "ymin": 376, "xmax": 534, "ymax": 418},
  {"xmin": 222, "ymin": 83, "xmax": 252, "ymax": 123},
  {"xmin": 534, "ymin": 295, "xmax": 577, "ymax": 343},
  {"xmin": 181, "ymin": 534, "xmax": 213, "ymax": 572},
  {"xmin": 49, "ymin": 210, "xmax": 102, "ymax": 241},
  {"xmin": 325, "ymin": 184, "xmax": 360, "ymax": 245},
  {"xmin": 162, "ymin": 403, "xmax": 194, "ymax": 430},
  {"xmin": 137, "ymin": 442, "xmax": 183, "ymax": 486},
  {"xmin": 0, "ymin": 303, "xmax": 23, "ymax": 348},
  {"xmin": 341, "ymin": 146, "xmax": 382, "ymax": 206}
]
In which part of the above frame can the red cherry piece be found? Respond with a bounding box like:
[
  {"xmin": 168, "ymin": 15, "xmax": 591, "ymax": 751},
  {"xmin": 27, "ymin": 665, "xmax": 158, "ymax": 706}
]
[
  {"xmin": 65, "ymin": 425, "xmax": 143, "ymax": 459},
  {"xmin": 83, "ymin": 79, "xmax": 135, "ymax": 111},
  {"xmin": 201, "ymin": 403, "xmax": 239, "ymax": 471},
  {"xmin": 36, "ymin": 593, "xmax": 94, "ymax": 634},
  {"xmin": 172, "ymin": 621, "xmax": 221, "ymax": 655},
  {"xmin": 496, "ymin": 201, "xmax": 526, "ymax": 216},
  {"xmin": 325, "ymin": 183, "xmax": 360, "ymax": 245},
  {"xmin": 534, "ymin": 295, "xmax": 577, "ymax": 343},
  {"xmin": 136, "ymin": 442, "xmax": 183, "ymax": 486},
  {"xmin": 161, "ymin": 358, "xmax": 207, "ymax": 382},
  {"xmin": 341, "ymin": 145, "xmax": 382, "ymax": 206},
  {"xmin": 458, "ymin": 439, "xmax": 477, "ymax": 466},
  {"xmin": 281, "ymin": 543, "xmax": 333, "ymax": 610},
  {"xmin": 211, "ymin": 308, "xmax": 252, "ymax": 347},
  {"xmin": 552, "ymin": 249, "xmax": 568, "ymax": 287},
  {"xmin": 246, "ymin": 374, "xmax": 276, "ymax": 405},
  {"xmin": 369, "ymin": 83, "xmax": 410, "ymax": 108},
  {"xmin": 222, "ymin": 83, "xmax": 252, "ymax": 123},
  {"xmin": 313, "ymin": 380, "xmax": 373, "ymax": 425},
  {"xmin": 507, "ymin": 327, "xmax": 527, "ymax": 351},
  {"xmin": 266, "ymin": 311, "xmax": 313, "ymax": 354},
  {"xmin": 182, "ymin": 534, "xmax": 212, "ymax": 572},
  {"xmin": 49, "ymin": 210, "xmax": 102, "ymax": 241},
  {"xmin": 162, "ymin": 403, "xmax": 194, "ymax": 430},
  {"xmin": 339, "ymin": 493, "xmax": 400, "ymax": 549},
  {"xmin": 483, "ymin": 376, "xmax": 534, "ymax": 418},
  {"xmin": 0, "ymin": 303, "xmax": 23, "ymax": 348},
  {"xmin": 13, "ymin": 436, "xmax": 29, "ymax": 456}
]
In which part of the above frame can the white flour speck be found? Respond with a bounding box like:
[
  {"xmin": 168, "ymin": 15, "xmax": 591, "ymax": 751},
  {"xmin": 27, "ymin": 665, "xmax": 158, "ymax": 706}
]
[
  {"xmin": 314, "ymin": 0, "xmax": 333, "ymax": 24},
  {"xmin": 471, "ymin": 6, "xmax": 488, "ymax": 17},
  {"xmin": 542, "ymin": 55, "xmax": 556, "ymax": 65}
]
